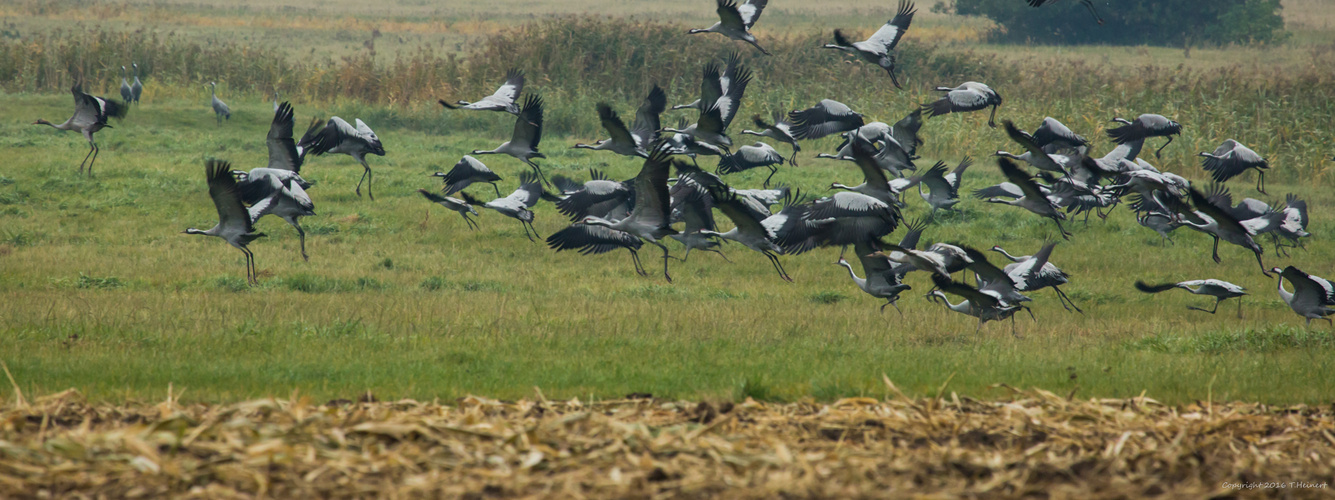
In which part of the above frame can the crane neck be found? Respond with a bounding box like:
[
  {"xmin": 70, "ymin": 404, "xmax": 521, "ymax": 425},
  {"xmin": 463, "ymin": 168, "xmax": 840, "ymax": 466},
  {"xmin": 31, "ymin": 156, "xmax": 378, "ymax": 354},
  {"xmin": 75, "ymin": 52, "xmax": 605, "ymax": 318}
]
[
  {"xmin": 1275, "ymin": 274, "xmax": 1293, "ymax": 304},
  {"xmin": 993, "ymin": 248, "xmax": 1023, "ymax": 262},
  {"xmin": 838, "ymin": 260, "xmax": 864, "ymax": 285}
]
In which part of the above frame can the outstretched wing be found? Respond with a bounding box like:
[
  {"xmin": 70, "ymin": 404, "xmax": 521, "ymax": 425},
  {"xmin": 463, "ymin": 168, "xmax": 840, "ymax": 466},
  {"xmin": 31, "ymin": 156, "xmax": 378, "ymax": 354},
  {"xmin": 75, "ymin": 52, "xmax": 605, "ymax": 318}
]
[{"xmin": 866, "ymin": 0, "xmax": 916, "ymax": 51}]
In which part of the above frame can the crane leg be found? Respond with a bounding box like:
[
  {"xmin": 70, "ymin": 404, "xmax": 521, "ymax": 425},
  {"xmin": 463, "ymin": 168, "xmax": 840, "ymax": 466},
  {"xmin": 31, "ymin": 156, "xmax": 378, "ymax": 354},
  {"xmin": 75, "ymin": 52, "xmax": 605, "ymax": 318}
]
[
  {"xmin": 492, "ymin": 182, "xmax": 502, "ymax": 198},
  {"xmin": 1053, "ymin": 216, "xmax": 1072, "ymax": 240},
  {"xmin": 355, "ymin": 161, "xmax": 374, "ymax": 200},
  {"xmin": 526, "ymin": 160, "xmax": 552, "ymax": 189},
  {"xmin": 1210, "ymin": 235, "xmax": 1221, "ymax": 263},
  {"xmin": 766, "ymin": 251, "xmax": 793, "ymax": 282},
  {"xmin": 521, "ymin": 222, "xmax": 535, "ymax": 242},
  {"xmin": 629, "ymin": 249, "xmax": 647, "ymax": 277},
  {"xmin": 1053, "ymin": 286, "xmax": 1083, "ymax": 314},
  {"xmin": 709, "ymin": 248, "xmax": 732, "ymax": 263},
  {"xmin": 525, "ymin": 221, "xmax": 540, "ymax": 241},
  {"xmin": 1186, "ymin": 297, "xmax": 1221, "ymax": 314},
  {"xmin": 77, "ymin": 143, "xmax": 96, "ymax": 175},
  {"xmin": 881, "ymin": 299, "xmax": 903, "ymax": 317},
  {"xmin": 290, "ymin": 218, "xmax": 309, "ymax": 261},
  {"xmin": 1154, "ymin": 135, "xmax": 1174, "ymax": 159},
  {"xmin": 1237, "ymin": 297, "xmax": 1243, "ymax": 319},
  {"xmin": 1081, "ymin": 0, "xmax": 1105, "ymax": 24},
  {"xmin": 789, "ymin": 145, "xmax": 800, "ymax": 167},
  {"xmin": 1254, "ymin": 249, "xmax": 1268, "ymax": 276},
  {"xmin": 987, "ymin": 104, "xmax": 999, "ymax": 129},
  {"xmin": 88, "ymin": 143, "xmax": 101, "ymax": 176},
  {"xmin": 461, "ymin": 214, "xmax": 477, "ymax": 230},
  {"xmin": 763, "ymin": 166, "xmax": 778, "ymax": 188},
  {"xmin": 886, "ymin": 66, "xmax": 903, "ymax": 90},
  {"xmin": 652, "ymin": 241, "xmax": 673, "ymax": 283},
  {"xmin": 1255, "ymin": 169, "xmax": 1266, "ymax": 195}
]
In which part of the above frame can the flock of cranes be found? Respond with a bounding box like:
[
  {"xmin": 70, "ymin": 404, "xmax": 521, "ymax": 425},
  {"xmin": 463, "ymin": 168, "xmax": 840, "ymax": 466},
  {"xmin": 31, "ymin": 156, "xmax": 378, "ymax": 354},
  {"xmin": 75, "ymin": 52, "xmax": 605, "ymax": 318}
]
[{"xmin": 27, "ymin": 0, "xmax": 1334, "ymax": 332}]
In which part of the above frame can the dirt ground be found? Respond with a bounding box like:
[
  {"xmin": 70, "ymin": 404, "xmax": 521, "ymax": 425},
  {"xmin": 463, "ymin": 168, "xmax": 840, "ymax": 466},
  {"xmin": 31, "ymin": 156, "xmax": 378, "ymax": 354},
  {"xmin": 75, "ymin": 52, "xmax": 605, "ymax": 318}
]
[{"xmin": 2, "ymin": 382, "xmax": 1333, "ymax": 498}]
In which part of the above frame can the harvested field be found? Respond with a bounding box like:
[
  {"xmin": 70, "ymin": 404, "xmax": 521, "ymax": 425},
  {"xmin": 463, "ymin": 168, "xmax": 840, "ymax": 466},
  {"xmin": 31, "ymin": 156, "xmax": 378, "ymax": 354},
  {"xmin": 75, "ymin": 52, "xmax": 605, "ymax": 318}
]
[{"xmin": 2, "ymin": 384, "xmax": 1332, "ymax": 498}]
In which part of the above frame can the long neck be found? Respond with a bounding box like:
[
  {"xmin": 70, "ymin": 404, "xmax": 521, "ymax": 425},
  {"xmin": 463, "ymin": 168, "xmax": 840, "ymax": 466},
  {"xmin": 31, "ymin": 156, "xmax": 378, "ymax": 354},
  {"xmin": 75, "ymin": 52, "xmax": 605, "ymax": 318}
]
[
  {"xmin": 839, "ymin": 261, "xmax": 865, "ymax": 287},
  {"xmin": 35, "ymin": 119, "xmax": 72, "ymax": 131},
  {"xmin": 210, "ymin": 85, "xmax": 217, "ymax": 97},
  {"xmin": 994, "ymin": 248, "xmax": 1023, "ymax": 262},
  {"xmin": 1275, "ymin": 275, "xmax": 1293, "ymax": 304}
]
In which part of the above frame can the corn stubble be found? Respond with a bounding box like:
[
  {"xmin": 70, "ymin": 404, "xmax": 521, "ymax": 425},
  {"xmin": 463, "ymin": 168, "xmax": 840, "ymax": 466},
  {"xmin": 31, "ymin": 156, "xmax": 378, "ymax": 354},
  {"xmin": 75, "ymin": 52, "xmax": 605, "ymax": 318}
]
[{"xmin": 1, "ymin": 386, "xmax": 1331, "ymax": 498}]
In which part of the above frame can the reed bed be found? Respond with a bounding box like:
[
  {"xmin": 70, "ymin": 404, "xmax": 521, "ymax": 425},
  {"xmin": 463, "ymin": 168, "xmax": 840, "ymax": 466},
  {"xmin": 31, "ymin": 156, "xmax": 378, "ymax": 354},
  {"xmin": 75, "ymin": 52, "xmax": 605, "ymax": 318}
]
[{"xmin": 1, "ymin": 383, "xmax": 1332, "ymax": 498}]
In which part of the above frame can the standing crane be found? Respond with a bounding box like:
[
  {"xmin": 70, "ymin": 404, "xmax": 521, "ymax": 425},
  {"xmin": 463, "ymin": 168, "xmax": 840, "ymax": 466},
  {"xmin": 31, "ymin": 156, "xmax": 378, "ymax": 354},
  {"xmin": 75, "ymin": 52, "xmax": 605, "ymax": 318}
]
[
  {"xmin": 547, "ymin": 145, "xmax": 679, "ymax": 282},
  {"xmin": 688, "ymin": 0, "xmax": 771, "ymax": 55},
  {"xmin": 1135, "ymin": 279, "xmax": 1246, "ymax": 317},
  {"xmin": 32, "ymin": 84, "xmax": 127, "ymax": 175},
  {"xmin": 208, "ymin": 82, "xmax": 230, "ymax": 125},
  {"xmin": 821, "ymin": 0, "xmax": 916, "ymax": 89},
  {"xmin": 119, "ymin": 66, "xmax": 133, "ymax": 104},
  {"xmin": 182, "ymin": 160, "xmax": 266, "ymax": 285},
  {"xmin": 922, "ymin": 82, "xmax": 1002, "ymax": 128},
  {"xmin": 1269, "ymin": 266, "xmax": 1335, "ymax": 327},
  {"xmin": 300, "ymin": 116, "xmax": 386, "ymax": 200},
  {"xmin": 130, "ymin": 62, "xmax": 143, "ymax": 104},
  {"xmin": 439, "ymin": 68, "xmax": 525, "ymax": 115}
]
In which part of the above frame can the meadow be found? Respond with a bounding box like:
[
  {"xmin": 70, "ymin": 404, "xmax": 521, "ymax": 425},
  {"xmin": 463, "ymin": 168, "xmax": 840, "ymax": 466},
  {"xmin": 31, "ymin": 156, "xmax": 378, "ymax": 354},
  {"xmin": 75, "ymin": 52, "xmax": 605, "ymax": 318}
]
[{"xmin": 2, "ymin": 0, "xmax": 1335, "ymax": 408}]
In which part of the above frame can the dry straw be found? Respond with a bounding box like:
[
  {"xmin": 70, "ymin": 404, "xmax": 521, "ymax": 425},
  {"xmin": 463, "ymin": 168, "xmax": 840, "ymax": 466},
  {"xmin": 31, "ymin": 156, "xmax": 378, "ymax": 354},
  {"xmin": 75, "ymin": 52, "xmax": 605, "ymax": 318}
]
[{"xmin": 1, "ymin": 381, "xmax": 1332, "ymax": 498}]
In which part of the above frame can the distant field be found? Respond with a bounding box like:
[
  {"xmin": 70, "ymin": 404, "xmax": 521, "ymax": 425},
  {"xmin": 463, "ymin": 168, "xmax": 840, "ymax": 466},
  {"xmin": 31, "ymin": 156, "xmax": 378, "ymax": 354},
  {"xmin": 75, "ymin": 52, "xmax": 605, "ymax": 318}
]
[{"xmin": 3, "ymin": 0, "xmax": 1331, "ymax": 63}]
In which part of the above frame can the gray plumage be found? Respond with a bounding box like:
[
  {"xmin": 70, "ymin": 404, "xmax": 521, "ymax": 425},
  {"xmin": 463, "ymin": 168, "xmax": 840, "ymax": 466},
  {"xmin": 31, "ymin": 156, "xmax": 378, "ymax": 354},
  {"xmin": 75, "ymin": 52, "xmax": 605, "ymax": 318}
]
[
  {"xmin": 32, "ymin": 84, "xmax": 128, "ymax": 175},
  {"xmin": 183, "ymin": 160, "xmax": 266, "ymax": 285},
  {"xmin": 208, "ymin": 82, "xmax": 230, "ymax": 125}
]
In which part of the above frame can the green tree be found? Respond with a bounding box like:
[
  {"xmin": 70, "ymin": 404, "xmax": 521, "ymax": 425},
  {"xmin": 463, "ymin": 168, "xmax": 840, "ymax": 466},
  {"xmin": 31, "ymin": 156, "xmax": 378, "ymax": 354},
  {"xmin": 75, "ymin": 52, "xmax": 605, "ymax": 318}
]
[{"xmin": 951, "ymin": 0, "xmax": 1286, "ymax": 46}]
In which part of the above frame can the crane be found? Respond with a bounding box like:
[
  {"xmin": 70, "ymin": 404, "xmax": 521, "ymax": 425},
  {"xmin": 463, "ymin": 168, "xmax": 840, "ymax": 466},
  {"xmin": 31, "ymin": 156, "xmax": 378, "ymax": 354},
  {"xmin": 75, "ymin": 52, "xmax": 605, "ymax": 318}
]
[
  {"xmin": 788, "ymin": 99, "xmax": 864, "ymax": 140},
  {"xmin": 1135, "ymin": 279, "xmax": 1246, "ymax": 318},
  {"xmin": 1269, "ymin": 266, "xmax": 1335, "ymax": 327},
  {"xmin": 688, "ymin": 0, "xmax": 771, "ymax": 55},
  {"xmin": 182, "ymin": 160, "xmax": 266, "ymax": 285},
  {"xmin": 130, "ymin": 63, "xmax": 144, "ymax": 104},
  {"xmin": 477, "ymin": 172, "xmax": 545, "ymax": 242},
  {"xmin": 993, "ymin": 242, "xmax": 1081, "ymax": 313},
  {"xmin": 547, "ymin": 145, "xmax": 679, "ymax": 282},
  {"xmin": 922, "ymin": 82, "xmax": 1002, "ymax": 128},
  {"xmin": 717, "ymin": 142, "xmax": 786, "ymax": 187},
  {"xmin": 119, "ymin": 66, "xmax": 133, "ymax": 104},
  {"xmin": 574, "ymin": 85, "xmax": 666, "ymax": 158},
  {"xmin": 985, "ymin": 158, "xmax": 1072, "ymax": 239},
  {"xmin": 208, "ymin": 82, "xmax": 230, "ymax": 125},
  {"xmin": 233, "ymin": 102, "xmax": 319, "ymax": 261},
  {"xmin": 1106, "ymin": 114, "xmax": 1181, "ymax": 159},
  {"xmin": 1199, "ymin": 139, "xmax": 1270, "ymax": 194},
  {"xmin": 419, "ymin": 189, "xmax": 482, "ymax": 230},
  {"xmin": 821, "ymin": 0, "xmax": 916, "ymax": 88},
  {"xmin": 701, "ymin": 185, "xmax": 796, "ymax": 281},
  {"xmin": 741, "ymin": 111, "xmax": 800, "ymax": 165},
  {"xmin": 439, "ymin": 68, "xmax": 525, "ymax": 114},
  {"xmin": 300, "ymin": 116, "xmax": 386, "ymax": 199},
  {"xmin": 471, "ymin": 94, "xmax": 548, "ymax": 185},
  {"xmin": 32, "ymin": 84, "xmax": 127, "ymax": 175},
  {"xmin": 928, "ymin": 274, "xmax": 1026, "ymax": 336},
  {"xmin": 435, "ymin": 155, "xmax": 503, "ymax": 197}
]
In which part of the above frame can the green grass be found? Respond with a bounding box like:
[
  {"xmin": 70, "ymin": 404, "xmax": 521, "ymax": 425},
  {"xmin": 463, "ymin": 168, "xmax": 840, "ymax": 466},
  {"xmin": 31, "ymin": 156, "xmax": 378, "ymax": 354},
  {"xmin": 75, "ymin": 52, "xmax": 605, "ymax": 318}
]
[{"xmin": 1, "ymin": 88, "xmax": 1333, "ymax": 405}]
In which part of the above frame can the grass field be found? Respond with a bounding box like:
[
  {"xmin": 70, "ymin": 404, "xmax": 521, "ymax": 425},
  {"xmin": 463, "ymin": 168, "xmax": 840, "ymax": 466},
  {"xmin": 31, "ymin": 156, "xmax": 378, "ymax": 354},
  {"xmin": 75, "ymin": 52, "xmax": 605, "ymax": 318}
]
[{"xmin": 1, "ymin": 0, "xmax": 1334, "ymax": 410}]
